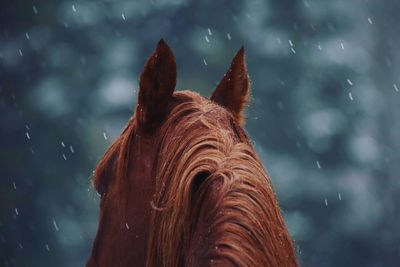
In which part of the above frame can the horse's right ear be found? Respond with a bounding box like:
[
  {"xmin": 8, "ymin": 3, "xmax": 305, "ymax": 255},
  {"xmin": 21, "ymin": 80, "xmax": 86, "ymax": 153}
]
[
  {"xmin": 211, "ymin": 47, "xmax": 250, "ymax": 125},
  {"xmin": 136, "ymin": 39, "xmax": 177, "ymax": 131}
]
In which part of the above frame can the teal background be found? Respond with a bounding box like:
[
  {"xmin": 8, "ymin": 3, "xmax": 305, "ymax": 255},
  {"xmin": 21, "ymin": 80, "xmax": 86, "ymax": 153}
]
[{"xmin": 1, "ymin": 0, "xmax": 399, "ymax": 266}]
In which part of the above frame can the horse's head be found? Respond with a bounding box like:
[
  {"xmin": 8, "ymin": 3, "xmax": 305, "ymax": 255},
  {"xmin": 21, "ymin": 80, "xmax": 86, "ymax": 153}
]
[{"xmin": 88, "ymin": 40, "xmax": 297, "ymax": 267}]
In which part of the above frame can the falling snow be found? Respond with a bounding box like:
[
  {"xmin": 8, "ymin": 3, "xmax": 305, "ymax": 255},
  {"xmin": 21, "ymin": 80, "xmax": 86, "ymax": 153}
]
[
  {"xmin": 393, "ymin": 83, "xmax": 399, "ymax": 92},
  {"xmin": 32, "ymin": 5, "xmax": 38, "ymax": 14},
  {"xmin": 316, "ymin": 161, "xmax": 321, "ymax": 169},
  {"xmin": 1, "ymin": 2, "xmax": 398, "ymax": 266},
  {"xmin": 348, "ymin": 92, "xmax": 354, "ymax": 101},
  {"xmin": 347, "ymin": 79, "xmax": 353, "ymax": 86},
  {"xmin": 53, "ymin": 219, "xmax": 59, "ymax": 231}
]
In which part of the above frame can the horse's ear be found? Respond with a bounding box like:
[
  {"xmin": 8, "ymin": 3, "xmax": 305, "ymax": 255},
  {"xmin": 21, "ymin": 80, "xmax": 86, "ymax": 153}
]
[
  {"xmin": 136, "ymin": 39, "xmax": 177, "ymax": 130},
  {"xmin": 211, "ymin": 47, "xmax": 250, "ymax": 125}
]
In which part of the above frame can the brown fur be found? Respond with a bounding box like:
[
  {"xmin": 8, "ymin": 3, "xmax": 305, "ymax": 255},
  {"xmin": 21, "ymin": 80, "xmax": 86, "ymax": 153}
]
[{"xmin": 87, "ymin": 40, "xmax": 298, "ymax": 267}]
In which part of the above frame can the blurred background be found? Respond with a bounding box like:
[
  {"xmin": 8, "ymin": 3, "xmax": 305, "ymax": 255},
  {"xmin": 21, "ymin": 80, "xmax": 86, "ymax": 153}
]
[{"xmin": 1, "ymin": 0, "xmax": 399, "ymax": 266}]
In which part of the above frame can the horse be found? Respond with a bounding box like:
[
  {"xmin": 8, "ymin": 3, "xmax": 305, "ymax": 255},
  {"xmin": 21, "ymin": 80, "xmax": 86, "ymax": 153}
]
[{"xmin": 87, "ymin": 39, "xmax": 298, "ymax": 267}]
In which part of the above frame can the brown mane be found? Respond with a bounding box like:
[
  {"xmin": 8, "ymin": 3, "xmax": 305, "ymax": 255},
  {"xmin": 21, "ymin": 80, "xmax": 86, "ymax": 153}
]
[{"xmin": 88, "ymin": 40, "xmax": 298, "ymax": 267}]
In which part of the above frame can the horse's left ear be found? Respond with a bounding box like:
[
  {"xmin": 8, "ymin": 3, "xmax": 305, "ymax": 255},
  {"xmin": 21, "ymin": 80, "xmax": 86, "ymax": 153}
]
[
  {"xmin": 136, "ymin": 39, "xmax": 177, "ymax": 131},
  {"xmin": 211, "ymin": 47, "xmax": 250, "ymax": 125}
]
